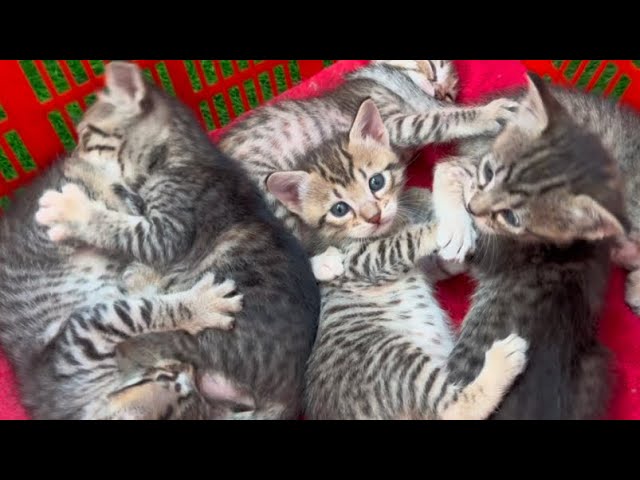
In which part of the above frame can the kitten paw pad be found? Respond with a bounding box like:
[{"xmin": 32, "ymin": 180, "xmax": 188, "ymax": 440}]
[{"xmin": 311, "ymin": 247, "xmax": 345, "ymax": 282}]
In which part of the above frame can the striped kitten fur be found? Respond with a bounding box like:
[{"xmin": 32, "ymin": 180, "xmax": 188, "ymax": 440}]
[
  {"xmin": 543, "ymin": 84, "xmax": 640, "ymax": 315},
  {"xmin": 0, "ymin": 138, "xmax": 240, "ymax": 419},
  {"xmin": 430, "ymin": 74, "xmax": 623, "ymax": 419},
  {"xmin": 274, "ymin": 101, "xmax": 528, "ymax": 420},
  {"xmin": 1, "ymin": 62, "xmax": 319, "ymax": 419},
  {"xmin": 218, "ymin": 60, "xmax": 519, "ymax": 251}
]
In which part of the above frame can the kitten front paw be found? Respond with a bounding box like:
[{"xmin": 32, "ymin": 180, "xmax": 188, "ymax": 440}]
[
  {"xmin": 484, "ymin": 333, "xmax": 529, "ymax": 386},
  {"xmin": 311, "ymin": 247, "xmax": 345, "ymax": 282},
  {"xmin": 436, "ymin": 210, "xmax": 477, "ymax": 263},
  {"xmin": 181, "ymin": 273, "xmax": 243, "ymax": 334},
  {"xmin": 478, "ymin": 98, "xmax": 520, "ymax": 135},
  {"xmin": 35, "ymin": 183, "xmax": 94, "ymax": 242}
]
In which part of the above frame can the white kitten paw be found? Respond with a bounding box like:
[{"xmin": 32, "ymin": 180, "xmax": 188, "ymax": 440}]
[
  {"xmin": 485, "ymin": 333, "xmax": 529, "ymax": 384},
  {"xmin": 35, "ymin": 183, "xmax": 94, "ymax": 242},
  {"xmin": 436, "ymin": 210, "xmax": 477, "ymax": 263},
  {"xmin": 181, "ymin": 273, "xmax": 243, "ymax": 334},
  {"xmin": 311, "ymin": 247, "xmax": 345, "ymax": 282},
  {"xmin": 478, "ymin": 98, "xmax": 520, "ymax": 135}
]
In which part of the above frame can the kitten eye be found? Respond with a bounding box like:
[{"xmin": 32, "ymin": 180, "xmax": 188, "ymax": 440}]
[
  {"xmin": 369, "ymin": 174, "xmax": 386, "ymax": 192},
  {"xmin": 482, "ymin": 161, "xmax": 494, "ymax": 184},
  {"xmin": 330, "ymin": 201, "xmax": 351, "ymax": 217},
  {"xmin": 499, "ymin": 209, "xmax": 520, "ymax": 227}
]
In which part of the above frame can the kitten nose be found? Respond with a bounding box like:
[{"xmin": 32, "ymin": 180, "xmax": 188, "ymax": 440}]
[{"xmin": 366, "ymin": 212, "xmax": 382, "ymax": 225}]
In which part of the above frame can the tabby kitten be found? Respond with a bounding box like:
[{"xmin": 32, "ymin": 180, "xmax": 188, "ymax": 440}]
[
  {"xmin": 430, "ymin": 74, "xmax": 623, "ymax": 419},
  {"xmin": 3, "ymin": 62, "xmax": 320, "ymax": 419},
  {"xmin": 0, "ymin": 136, "xmax": 241, "ymax": 419},
  {"xmin": 539, "ymin": 83, "xmax": 640, "ymax": 314},
  {"xmin": 271, "ymin": 99, "xmax": 528, "ymax": 420},
  {"xmin": 218, "ymin": 60, "xmax": 518, "ymax": 250}
]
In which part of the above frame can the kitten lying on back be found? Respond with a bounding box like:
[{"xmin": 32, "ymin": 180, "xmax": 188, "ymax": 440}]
[
  {"xmin": 271, "ymin": 99, "xmax": 529, "ymax": 420},
  {"xmin": 429, "ymin": 74, "xmax": 623, "ymax": 419},
  {"xmin": 5, "ymin": 62, "xmax": 320, "ymax": 419}
]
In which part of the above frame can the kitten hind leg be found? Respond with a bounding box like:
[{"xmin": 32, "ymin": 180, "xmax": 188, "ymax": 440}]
[{"xmin": 437, "ymin": 334, "xmax": 528, "ymax": 420}]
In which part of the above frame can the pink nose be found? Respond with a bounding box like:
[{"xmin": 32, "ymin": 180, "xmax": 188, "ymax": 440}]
[{"xmin": 367, "ymin": 212, "xmax": 382, "ymax": 225}]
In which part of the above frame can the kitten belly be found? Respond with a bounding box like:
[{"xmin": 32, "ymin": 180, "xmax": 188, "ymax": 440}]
[{"xmin": 327, "ymin": 274, "xmax": 454, "ymax": 362}]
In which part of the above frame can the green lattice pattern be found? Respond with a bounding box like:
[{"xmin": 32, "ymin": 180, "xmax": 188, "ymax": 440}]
[{"xmin": 18, "ymin": 60, "xmax": 335, "ymax": 146}]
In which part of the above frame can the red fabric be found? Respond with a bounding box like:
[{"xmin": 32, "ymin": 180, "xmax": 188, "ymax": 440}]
[{"xmin": 1, "ymin": 60, "xmax": 638, "ymax": 419}]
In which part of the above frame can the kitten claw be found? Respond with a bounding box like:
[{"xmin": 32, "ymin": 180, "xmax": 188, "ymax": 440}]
[
  {"xmin": 181, "ymin": 273, "xmax": 243, "ymax": 334},
  {"xmin": 436, "ymin": 211, "xmax": 477, "ymax": 263},
  {"xmin": 483, "ymin": 333, "xmax": 529, "ymax": 389},
  {"xmin": 311, "ymin": 247, "xmax": 345, "ymax": 282},
  {"xmin": 480, "ymin": 98, "xmax": 520, "ymax": 134}
]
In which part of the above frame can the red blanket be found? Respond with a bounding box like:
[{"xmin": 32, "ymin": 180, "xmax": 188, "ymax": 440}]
[{"xmin": 1, "ymin": 60, "xmax": 638, "ymax": 419}]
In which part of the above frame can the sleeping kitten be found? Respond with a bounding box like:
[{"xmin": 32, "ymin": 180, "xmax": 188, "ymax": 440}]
[
  {"xmin": 3, "ymin": 62, "xmax": 320, "ymax": 419},
  {"xmin": 271, "ymin": 99, "xmax": 528, "ymax": 420},
  {"xmin": 429, "ymin": 74, "xmax": 623, "ymax": 419},
  {"xmin": 0, "ymin": 134, "xmax": 241, "ymax": 419}
]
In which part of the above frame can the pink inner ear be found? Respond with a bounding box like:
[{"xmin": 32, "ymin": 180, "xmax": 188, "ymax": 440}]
[
  {"xmin": 352, "ymin": 99, "xmax": 389, "ymax": 146},
  {"xmin": 106, "ymin": 62, "xmax": 142, "ymax": 100},
  {"xmin": 362, "ymin": 117, "xmax": 386, "ymax": 143},
  {"xmin": 266, "ymin": 172, "xmax": 306, "ymax": 206}
]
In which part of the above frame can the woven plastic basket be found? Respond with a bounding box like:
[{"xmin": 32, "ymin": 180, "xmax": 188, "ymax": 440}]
[
  {"xmin": 1, "ymin": 60, "xmax": 638, "ymax": 213},
  {"xmin": 1, "ymin": 60, "xmax": 640, "ymax": 420}
]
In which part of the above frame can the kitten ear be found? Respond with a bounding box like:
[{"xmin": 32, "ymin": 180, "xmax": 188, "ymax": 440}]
[
  {"xmin": 349, "ymin": 99, "xmax": 390, "ymax": 148},
  {"xmin": 266, "ymin": 171, "xmax": 309, "ymax": 215},
  {"xmin": 561, "ymin": 194, "xmax": 625, "ymax": 241},
  {"xmin": 104, "ymin": 61, "xmax": 147, "ymax": 111},
  {"xmin": 514, "ymin": 73, "xmax": 566, "ymax": 137}
]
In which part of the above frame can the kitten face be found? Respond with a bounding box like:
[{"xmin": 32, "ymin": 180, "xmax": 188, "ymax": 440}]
[
  {"xmin": 77, "ymin": 62, "xmax": 172, "ymax": 187},
  {"xmin": 268, "ymin": 99, "xmax": 405, "ymax": 242},
  {"xmin": 299, "ymin": 140, "xmax": 402, "ymax": 240},
  {"xmin": 459, "ymin": 74, "xmax": 625, "ymax": 245}
]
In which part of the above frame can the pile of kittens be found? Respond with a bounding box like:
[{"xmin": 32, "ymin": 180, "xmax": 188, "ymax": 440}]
[{"xmin": 0, "ymin": 59, "xmax": 638, "ymax": 419}]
